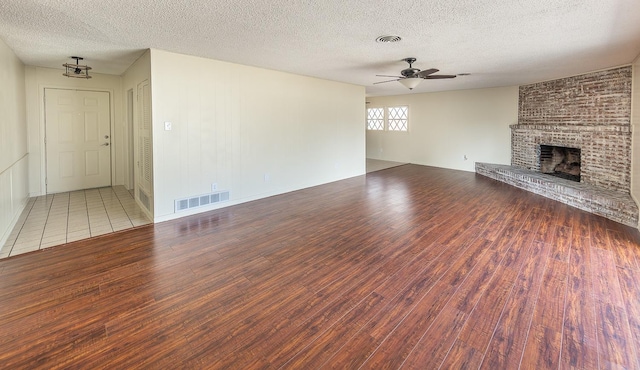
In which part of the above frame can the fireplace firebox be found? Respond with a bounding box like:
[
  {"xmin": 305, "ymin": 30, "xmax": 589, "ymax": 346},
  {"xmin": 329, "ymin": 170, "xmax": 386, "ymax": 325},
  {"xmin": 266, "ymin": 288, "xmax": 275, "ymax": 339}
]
[{"xmin": 539, "ymin": 145, "xmax": 581, "ymax": 182}]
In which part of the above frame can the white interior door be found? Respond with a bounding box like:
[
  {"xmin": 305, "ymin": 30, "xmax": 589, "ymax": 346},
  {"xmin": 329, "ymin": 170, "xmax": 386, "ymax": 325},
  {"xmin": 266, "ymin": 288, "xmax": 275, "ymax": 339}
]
[{"xmin": 45, "ymin": 89, "xmax": 111, "ymax": 193}]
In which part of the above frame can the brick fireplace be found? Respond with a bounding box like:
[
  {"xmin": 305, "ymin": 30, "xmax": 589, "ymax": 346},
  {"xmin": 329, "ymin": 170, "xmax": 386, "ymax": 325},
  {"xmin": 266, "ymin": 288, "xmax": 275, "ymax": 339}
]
[{"xmin": 477, "ymin": 66, "xmax": 638, "ymax": 226}]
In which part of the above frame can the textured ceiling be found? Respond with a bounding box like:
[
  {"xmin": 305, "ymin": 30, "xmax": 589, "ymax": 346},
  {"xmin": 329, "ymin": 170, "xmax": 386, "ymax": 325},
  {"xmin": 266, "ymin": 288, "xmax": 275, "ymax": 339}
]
[{"xmin": 1, "ymin": 0, "xmax": 639, "ymax": 96}]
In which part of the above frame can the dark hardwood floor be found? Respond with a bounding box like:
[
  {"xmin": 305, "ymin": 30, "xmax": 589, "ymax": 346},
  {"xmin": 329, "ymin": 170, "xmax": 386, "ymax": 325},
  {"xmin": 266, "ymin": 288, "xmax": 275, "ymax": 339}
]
[{"xmin": 1, "ymin": 164, "xmax": 639, "ymax": 369}]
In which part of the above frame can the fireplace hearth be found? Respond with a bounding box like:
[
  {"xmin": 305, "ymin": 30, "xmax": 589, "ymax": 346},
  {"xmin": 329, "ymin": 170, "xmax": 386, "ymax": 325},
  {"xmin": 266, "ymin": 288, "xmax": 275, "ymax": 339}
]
[
  {"xmin": 539, "ymin": 145, "xmax": 580, "ymax": 182},
  {"xmin": 476, "ymin": 66, "xmax": 637, "ymax": 227}
]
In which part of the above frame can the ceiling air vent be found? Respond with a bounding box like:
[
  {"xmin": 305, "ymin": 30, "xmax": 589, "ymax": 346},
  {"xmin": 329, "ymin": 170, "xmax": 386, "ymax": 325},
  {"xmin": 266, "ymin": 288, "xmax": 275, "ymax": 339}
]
[{"xmin": 376, "ymin": 35, "xmax": 402, "ymax": 43}]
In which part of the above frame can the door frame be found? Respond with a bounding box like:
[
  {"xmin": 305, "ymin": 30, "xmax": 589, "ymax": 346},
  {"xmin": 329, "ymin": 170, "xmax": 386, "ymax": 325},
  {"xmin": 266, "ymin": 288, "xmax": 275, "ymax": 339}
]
[
  {"xmin": 127, "ymin": 88, "xmax": 135, "ymax": 191},
  {"xmin": 39, "ymin": 86, "xmax": 116, "ymax": 194}
]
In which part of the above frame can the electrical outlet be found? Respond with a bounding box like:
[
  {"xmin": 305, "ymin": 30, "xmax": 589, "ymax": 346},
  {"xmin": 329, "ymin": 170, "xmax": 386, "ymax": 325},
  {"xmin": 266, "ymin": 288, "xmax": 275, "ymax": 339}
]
[
  {"xmin": 264, "ymin": 173, "xmax": 270, "ymax": 182},
  {"xmin": 164, "ymin": 121, "xmax": 172, "ymax": 131},
  {"xmin": 211, "ymin": 183, "xmax": 218, "ymax": 191},
  {"xmin": 463, "ymin": 155, "xmax": 468, "ymax": 161}
]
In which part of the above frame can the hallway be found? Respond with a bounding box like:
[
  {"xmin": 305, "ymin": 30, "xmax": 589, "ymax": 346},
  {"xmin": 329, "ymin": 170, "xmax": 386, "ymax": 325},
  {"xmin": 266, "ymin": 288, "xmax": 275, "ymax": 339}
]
[{"xmin": 1, "ymin": 186, "xmax": 151, "ymax": 258}]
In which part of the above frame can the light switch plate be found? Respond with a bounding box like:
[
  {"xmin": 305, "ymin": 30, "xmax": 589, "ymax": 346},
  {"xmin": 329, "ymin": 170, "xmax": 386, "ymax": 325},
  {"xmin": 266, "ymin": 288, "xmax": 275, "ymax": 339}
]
[{"xmin": 164, "ymin": 121, "xmax": 172, "ymax": 130}]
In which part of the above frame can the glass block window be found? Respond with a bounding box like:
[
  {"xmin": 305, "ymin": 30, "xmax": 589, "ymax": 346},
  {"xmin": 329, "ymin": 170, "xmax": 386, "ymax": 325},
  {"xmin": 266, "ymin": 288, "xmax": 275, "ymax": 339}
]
[
  {"xmin": 387, "ymin": 106, "xmax": 408, "ymax": 131},
  {"xmin": 367, "ymin": 108, "xmax": 384, "ymax": 130}
]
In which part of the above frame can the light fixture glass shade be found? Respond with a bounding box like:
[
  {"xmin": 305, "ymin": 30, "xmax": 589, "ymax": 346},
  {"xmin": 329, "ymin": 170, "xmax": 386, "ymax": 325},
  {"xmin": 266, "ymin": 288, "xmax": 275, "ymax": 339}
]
[
  {"xmin": 63, "ymin": 57, "xmax": 92, "ymax": 79},
  {"xmin": 399, "ymin": 77, "xmax": 422, "ymax": 90}
]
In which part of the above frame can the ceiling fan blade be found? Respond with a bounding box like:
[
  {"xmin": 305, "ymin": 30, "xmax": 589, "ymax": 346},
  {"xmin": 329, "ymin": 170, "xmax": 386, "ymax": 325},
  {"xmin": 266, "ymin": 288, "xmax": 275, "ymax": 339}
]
[
  {"xmin": 376, "ymin": 74, "xmax": 403, "ymax": 78},
  {"xmin": 373, "ymin": 79, "xmax": 401, "ymax": 85},
  {"xmin": 415, "ymin": 68, "xmax": 439, "ymax": 78},
  {"xmin": 425, "ymin": 74, "xmax": 457, "ymax": 79}
]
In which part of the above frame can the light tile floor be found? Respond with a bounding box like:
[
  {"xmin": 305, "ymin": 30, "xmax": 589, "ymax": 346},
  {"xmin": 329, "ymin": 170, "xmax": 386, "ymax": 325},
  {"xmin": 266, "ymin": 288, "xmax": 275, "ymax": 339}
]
[
  {"xmin": 1, "ymin": 186, "xmax": 151, "ymax": 259},
  {"xmin": 366, "ymin": 158, "xmax": 407, "ymax": 173}
]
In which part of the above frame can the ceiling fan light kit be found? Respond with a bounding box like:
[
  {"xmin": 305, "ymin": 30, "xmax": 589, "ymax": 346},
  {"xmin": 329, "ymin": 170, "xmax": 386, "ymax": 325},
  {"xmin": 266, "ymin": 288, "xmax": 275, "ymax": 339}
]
[
  {"xmin": 375, "ymin": 57, "xmax": 457, "ymax": 90},
  {"xmin": 63, "ymin": 56, "xmax": 92, "ymax": 79},
  {"xmin": 399, "ymin": 78, "xmax": 422, "ymax": 90}
]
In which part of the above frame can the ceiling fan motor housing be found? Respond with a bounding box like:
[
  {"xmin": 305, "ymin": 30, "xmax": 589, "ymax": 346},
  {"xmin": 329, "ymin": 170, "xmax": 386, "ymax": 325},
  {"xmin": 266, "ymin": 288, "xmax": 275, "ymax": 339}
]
[
  {"xmin": 401, "ymin": 68, "xmax": 420, "ymax": 77},
  {"xmin": 401, "ymin": 58, "xmax": 419, "ymax": 77}
]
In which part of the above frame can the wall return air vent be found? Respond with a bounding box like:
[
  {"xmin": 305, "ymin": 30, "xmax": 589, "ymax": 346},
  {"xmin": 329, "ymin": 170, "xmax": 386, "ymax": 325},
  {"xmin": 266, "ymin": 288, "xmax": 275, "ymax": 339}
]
[{"xmin": 175, "ymin": 191, "xmax": 230, "ymax": 212}]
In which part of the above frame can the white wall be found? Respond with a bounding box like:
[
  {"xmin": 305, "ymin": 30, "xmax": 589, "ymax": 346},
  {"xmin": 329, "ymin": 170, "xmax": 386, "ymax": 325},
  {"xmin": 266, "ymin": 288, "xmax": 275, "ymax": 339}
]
[
  {"xmin": 24, "ymin": 66, "xmax": 124, "ymax": 196},
  {"xmin": 149, "ymin": 49, "xmax": 365, "ymax": 221},
  {"xmin": 631, "ymin": 54, "xmax": 640, "ymax": 227},
  {"xmin": 0, "ymin": 38, "xmax": 28, "ymax": 247},
  {"xmin": 366, "ymin": 86, "xmax": 519, "ymax": 172}
]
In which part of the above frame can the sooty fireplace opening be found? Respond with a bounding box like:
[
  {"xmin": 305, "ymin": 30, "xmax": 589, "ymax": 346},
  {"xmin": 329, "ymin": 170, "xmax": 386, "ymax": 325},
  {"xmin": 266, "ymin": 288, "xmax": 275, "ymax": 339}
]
[{"xmin": 539, "ymin": 145, "xmax": 581, "ymax": 182}]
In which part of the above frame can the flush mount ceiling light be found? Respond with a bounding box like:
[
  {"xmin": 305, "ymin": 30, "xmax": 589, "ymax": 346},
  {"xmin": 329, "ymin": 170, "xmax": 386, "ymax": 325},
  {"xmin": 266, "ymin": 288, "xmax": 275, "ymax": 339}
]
[
  {"xmin": 375, "ymin": 35, "xmax": 402, "ymax": 43},
  {"xmin": 63, "ymin": 56, "xmax": 92, "ymax": 79}
]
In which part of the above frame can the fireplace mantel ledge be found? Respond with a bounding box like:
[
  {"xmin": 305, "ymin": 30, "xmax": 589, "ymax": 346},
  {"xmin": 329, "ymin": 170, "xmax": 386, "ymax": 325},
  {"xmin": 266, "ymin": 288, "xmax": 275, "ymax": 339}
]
[{"xmin": 510, "ymin": 124, "xmax": 630, "ymax": 132}]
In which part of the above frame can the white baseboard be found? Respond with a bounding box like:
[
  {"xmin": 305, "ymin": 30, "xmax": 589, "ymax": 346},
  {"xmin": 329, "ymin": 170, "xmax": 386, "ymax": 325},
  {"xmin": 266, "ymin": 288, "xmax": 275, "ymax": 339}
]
[{"xmin": 0, "ymin": 198, "xmax": 28, "ymax": 254}]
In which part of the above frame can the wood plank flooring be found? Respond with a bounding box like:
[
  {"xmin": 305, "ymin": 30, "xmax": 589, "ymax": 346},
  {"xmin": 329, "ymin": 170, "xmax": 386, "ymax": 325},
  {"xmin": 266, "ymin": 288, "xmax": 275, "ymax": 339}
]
[{"xmin": 1, "ymin": 164, "xmax": 639, "ymax": 369}]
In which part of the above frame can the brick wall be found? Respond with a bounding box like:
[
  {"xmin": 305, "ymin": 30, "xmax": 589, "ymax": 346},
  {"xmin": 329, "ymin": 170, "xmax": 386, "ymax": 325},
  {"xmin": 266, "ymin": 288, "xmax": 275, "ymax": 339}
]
[
  {"xmin": 512, "ymin": 66, "xmax": 632, "ymax": 192},
  {"xmin": 518, "ymin": 67, "xmax": 632, "ymax": 126}
]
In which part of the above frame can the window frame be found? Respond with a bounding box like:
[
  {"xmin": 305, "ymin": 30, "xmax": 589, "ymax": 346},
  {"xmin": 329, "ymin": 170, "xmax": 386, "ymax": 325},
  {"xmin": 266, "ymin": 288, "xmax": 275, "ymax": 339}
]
[
  {"xmin": 365, "ymin": 105, "xmax": 410, "ymax": 132},
  {"xmin": 386, "ymin": 105, "xmax": 409, "ymax": 132},
  {"xmin": 366, "ymin": 107, "xmax": 385, "ymax": 131}
]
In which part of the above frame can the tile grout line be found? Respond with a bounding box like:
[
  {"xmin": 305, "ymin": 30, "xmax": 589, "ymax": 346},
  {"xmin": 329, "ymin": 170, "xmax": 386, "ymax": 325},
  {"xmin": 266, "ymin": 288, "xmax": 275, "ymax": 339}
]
[
  {"xmin": 67, "ymin": 189, "xmax": 90, "ymax": 243},
  {"xmin": 39, "ymin": 193, "xmax": 60, "ymax": 250},
  {"xmin": 113, "ymin": 186, "xmax": 138, "ymax": 226},
  {"xmin": 98, "ymin": 187, "xmax": 116, "ymax": 234},
  {"xmin": 24, "ymin": 195, "xmax": 53, "ymax": 255}
]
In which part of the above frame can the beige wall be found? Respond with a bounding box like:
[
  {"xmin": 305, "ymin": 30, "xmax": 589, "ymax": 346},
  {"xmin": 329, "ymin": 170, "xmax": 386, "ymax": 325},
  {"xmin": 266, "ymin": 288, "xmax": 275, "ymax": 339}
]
[
  {"xmin": 149, "ymin": 49, "xmax": 365, "ymax": 221},
  {"xmin": 631, "ymin": 55, "xmax": 640, "ymax": 226},
  {"xmin": 24, "ymin": 67, "xmax": 124, "ymax": 196},
  {"xmin": 0, "ymin": 38, "xmax": 28, "ymax": 246},
  {"xmin": 366, "ymin": 86, "xmax": 519, "ymax": 172}
]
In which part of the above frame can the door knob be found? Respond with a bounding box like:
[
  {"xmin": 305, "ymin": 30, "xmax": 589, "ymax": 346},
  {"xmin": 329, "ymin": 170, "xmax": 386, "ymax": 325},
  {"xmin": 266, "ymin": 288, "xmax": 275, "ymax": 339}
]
[
  {"xmin": 104, "ymin": 135, "xmax": 109, "ymax": 139},
  {"xmin": 102, "ymin": 143, "xmax": 110, "ymax": 146}
]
